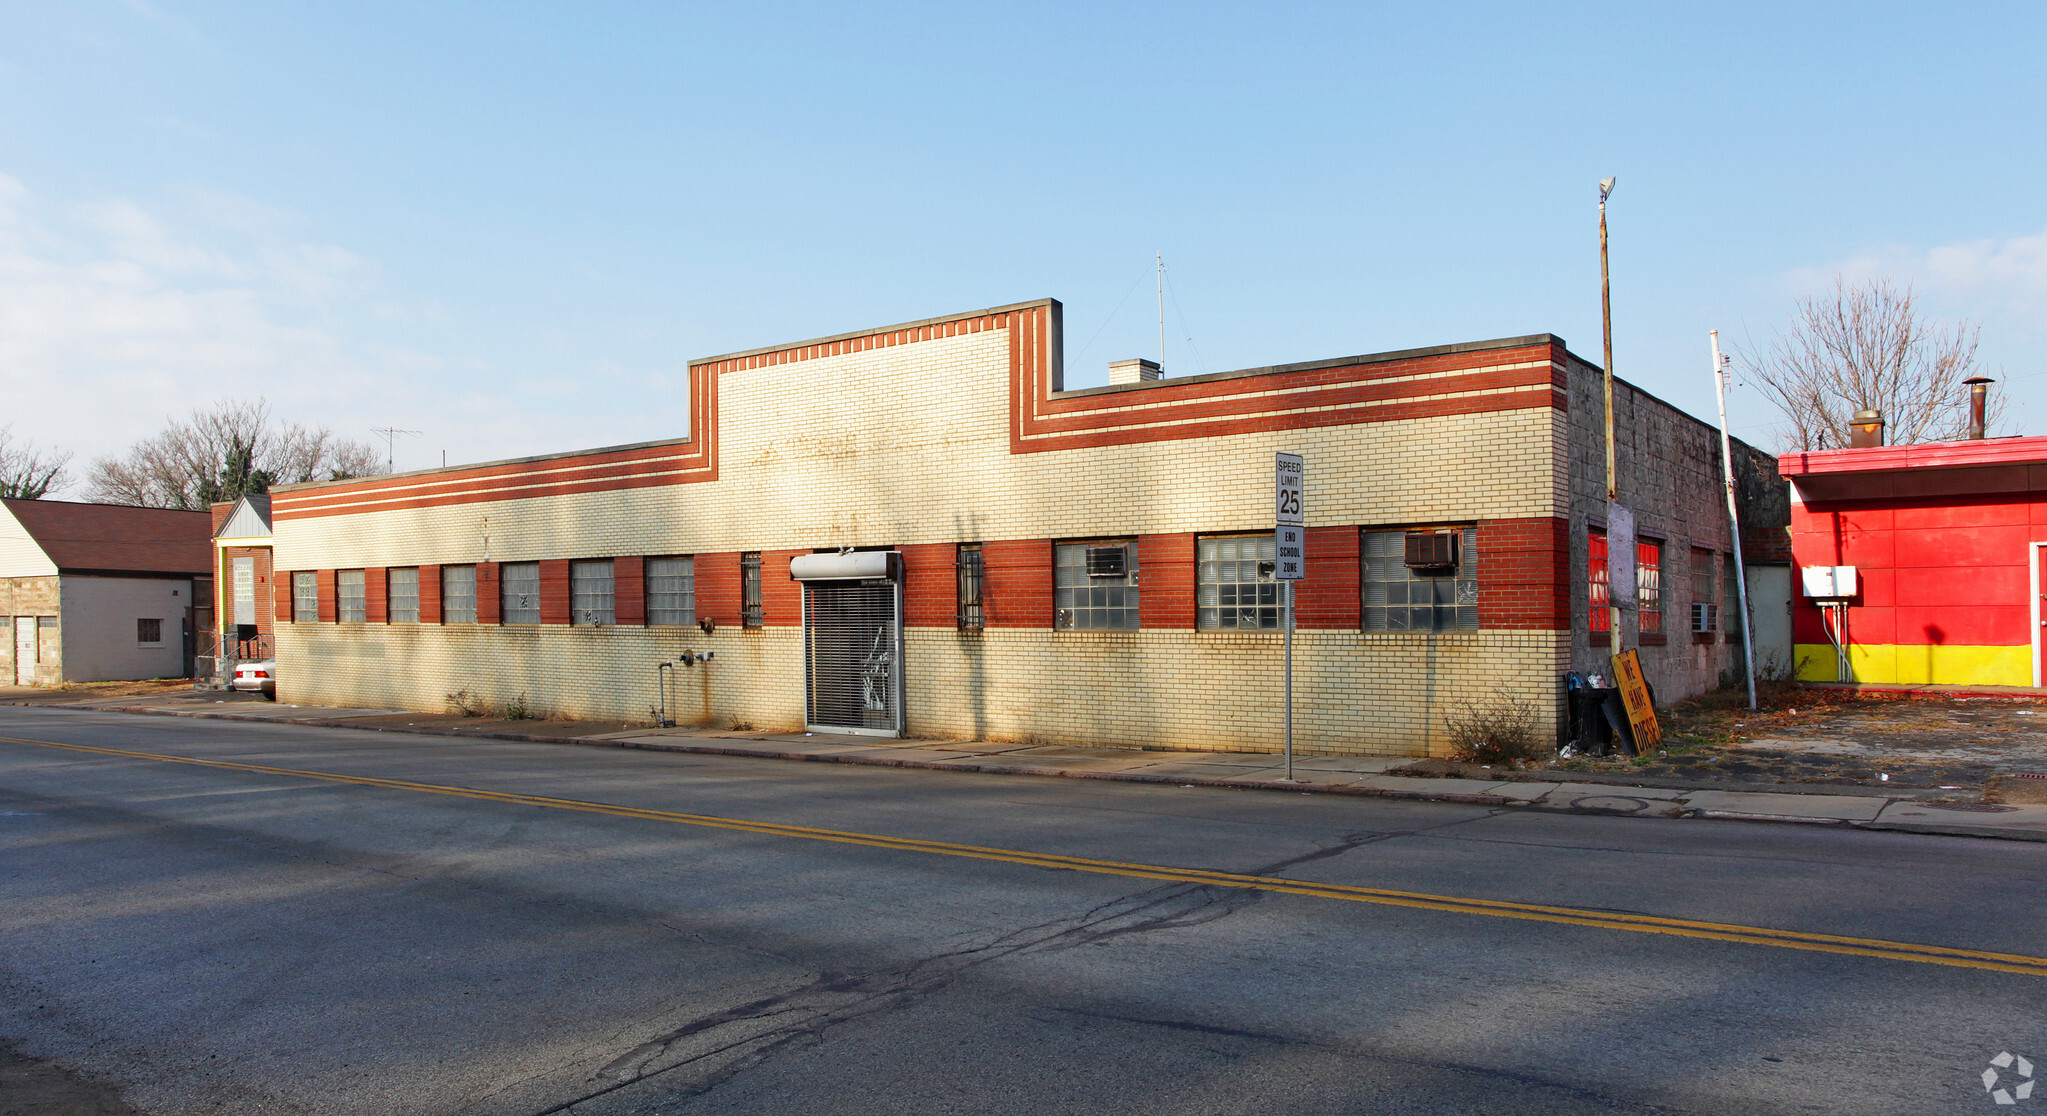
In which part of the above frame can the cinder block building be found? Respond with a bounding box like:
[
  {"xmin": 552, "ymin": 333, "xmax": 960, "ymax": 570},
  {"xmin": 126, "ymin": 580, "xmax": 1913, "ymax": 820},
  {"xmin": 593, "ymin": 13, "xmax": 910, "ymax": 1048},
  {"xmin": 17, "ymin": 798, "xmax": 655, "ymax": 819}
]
[
  {"xmin": 0, "ymin": 498, "xmax": 214, "ymax": 685},
  {"xmin": 268, "ymin": 298, "xmax": 1782, "ymax": 755}
]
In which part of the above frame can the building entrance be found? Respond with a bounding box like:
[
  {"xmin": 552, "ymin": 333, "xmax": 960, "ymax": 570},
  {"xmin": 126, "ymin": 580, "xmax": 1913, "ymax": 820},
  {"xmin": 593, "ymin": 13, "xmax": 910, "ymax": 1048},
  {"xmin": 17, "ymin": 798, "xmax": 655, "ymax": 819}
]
[{"xmin": 792, "ymin": 551, "xmax": 904, "ymax": 737}]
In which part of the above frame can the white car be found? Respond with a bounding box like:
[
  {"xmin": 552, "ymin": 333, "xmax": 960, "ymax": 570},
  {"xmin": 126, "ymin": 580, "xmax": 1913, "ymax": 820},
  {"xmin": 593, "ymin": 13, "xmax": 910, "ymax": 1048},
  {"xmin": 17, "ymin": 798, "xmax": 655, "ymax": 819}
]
[{"xmin": 232, "ymin": 660, "xmax": 276, "ymax": 698}]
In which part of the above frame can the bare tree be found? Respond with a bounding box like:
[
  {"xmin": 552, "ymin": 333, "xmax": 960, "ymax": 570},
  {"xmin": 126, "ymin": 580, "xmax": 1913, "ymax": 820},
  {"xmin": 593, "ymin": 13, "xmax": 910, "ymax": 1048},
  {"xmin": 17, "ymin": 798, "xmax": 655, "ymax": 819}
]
[
  {"xmin": 0, "ymin": 425, "xmax": 73, "ymax": 499},
  {"xmin": 1741, "ymin": 276, "xmax": 1995, "ymax": 451},
  {"xmin": 85, "ymin": 399, "xmax": 386, "ymax": 510}
]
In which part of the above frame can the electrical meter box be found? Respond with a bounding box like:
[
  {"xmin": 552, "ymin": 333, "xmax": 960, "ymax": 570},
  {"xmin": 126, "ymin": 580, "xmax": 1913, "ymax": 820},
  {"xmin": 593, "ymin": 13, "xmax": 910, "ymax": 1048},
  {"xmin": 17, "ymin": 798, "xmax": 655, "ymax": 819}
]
[{"xmin": 1801, "ymin": 565, "xmax": 1858, "ymax": 599}]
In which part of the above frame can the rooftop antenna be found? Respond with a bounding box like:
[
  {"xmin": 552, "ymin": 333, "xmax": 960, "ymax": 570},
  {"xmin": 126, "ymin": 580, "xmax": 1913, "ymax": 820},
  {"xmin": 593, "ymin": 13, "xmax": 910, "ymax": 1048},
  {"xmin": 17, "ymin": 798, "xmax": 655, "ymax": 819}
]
[
  {"xmin": 371, "ymin": 427, "xmax": 420, "ymax": 474},
  {"xmin": 1156, "ymin": 252, "xmax": 1166, "ymax": 367}
]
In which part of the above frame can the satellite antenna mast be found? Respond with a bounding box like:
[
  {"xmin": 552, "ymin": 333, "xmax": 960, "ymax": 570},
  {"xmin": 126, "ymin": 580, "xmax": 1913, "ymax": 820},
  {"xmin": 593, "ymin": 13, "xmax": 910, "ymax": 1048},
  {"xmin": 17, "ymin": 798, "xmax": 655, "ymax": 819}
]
[
  {"xmin": 371, "ymin": 427, "xmax": 421, "ymax": 474},
  {"xmin": 1156, "ymin": 252, "xmax": 1166, "ymax": 367}
]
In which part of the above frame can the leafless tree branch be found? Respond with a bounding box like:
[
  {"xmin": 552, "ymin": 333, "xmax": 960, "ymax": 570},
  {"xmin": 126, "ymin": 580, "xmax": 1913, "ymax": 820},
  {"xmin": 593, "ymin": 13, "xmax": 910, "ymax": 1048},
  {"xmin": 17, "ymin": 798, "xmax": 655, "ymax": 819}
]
[
  {"xmin": 84, "ymin": 398, "xmax": 386, "ymax": 509},
  {"xmin": 0, "ymin": 425, "xmax": 73, "ymax": 499},
  {"xmin": 1737, "ymin": 276, "xmax": 1997, "ymax": 451}
]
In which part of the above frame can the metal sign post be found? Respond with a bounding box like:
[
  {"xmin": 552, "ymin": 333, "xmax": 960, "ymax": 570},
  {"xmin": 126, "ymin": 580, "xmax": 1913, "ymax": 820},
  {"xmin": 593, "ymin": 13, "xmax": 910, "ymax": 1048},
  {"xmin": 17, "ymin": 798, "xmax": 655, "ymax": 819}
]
[{"xmin": 1275, "ymin": 453, "xmax": 1305, "ymax": 781}]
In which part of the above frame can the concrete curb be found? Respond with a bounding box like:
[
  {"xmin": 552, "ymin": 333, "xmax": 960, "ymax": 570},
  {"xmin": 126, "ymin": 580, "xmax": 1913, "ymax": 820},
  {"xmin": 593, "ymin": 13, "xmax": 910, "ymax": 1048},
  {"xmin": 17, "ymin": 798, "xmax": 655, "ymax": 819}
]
[{"xmin": 13, "ymin": 699, "xmax": 2045, "ymax": 843}]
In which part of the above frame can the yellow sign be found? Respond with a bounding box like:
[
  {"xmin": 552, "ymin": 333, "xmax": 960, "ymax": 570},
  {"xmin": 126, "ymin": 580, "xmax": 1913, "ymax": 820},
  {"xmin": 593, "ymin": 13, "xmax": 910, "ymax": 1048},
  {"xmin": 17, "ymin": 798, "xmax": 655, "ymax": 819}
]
[{"xmin": 1610, "ymin": 649, "xmax": 1662, "ymax": 752}]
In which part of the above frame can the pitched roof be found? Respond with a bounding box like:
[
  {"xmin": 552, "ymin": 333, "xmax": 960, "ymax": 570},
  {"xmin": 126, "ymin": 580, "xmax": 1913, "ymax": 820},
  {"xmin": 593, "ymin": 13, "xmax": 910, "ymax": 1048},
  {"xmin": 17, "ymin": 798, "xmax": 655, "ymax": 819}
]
[{"xmin": 1, "ymin": 498, "xmax": 213, "ymax": 575}]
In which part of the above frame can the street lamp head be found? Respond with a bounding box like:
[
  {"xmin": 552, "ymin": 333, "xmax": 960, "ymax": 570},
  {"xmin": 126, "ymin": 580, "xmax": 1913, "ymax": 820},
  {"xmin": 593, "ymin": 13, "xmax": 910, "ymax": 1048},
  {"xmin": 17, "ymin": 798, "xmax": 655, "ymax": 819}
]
[{"xmin": 1599, "ymin": 177, "xmax": 1617, "ymax": 202}]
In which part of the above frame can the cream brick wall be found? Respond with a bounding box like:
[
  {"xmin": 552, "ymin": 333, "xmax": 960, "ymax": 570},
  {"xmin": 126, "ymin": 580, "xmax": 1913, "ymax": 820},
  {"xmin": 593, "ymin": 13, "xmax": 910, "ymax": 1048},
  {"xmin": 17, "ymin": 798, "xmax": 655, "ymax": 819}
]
[
  {"xmin": 272, "ymin": 317, "xmax": 1577, "ymax": 756},
  {"xmin": 275, "ymin": 330, "xmax": 1561, "ymax": 567},
  {"xmin": 276, "ymin": 619, "xmax": 1566, "ymax": 757}
]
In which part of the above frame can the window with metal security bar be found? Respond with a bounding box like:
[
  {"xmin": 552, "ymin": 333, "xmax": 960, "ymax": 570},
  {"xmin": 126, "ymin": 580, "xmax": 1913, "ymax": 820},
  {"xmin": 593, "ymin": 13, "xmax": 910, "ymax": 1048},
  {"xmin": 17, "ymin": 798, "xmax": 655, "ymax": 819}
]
[
  {"xmin": 442, "ymin": 566, "xmax": 477, "ymax": 624},
  {"xmin": 1690, "ymin": 548, "xmax": 1716, "ymax": 637},
  {"xmin": 1055, "ymin": 541, "xmax": 1139, "ymax": 629},
  {"xmin": 1588, "ymin": 529, "xmax": 1610, "ymax": 637},
  {"xmin": 1198, "ymin": 534, "xmax": 1280, "ymax": 630},
  {"xmin": 292, "ymin": 571, "xmax": 317, "ymax": 622},
  {"xmin": 1637, "ymin": 539, "xmax": 1663, "ymax": 639},
  {"xmin": 501, "ymin": 562, "xmax": 541, "ymax": 624},
  {"xmin": 337, "ymin": 570, "xmax": 367, "ymax": 622},
  {"xmin": 570, "ymin": 559, "xmax": 614, "ymax": 625},
  {"xmin": 1363, "ymin": 527, "xmax": 1476, "ymax": 631},
  {"xmin": 137, "ymin": 618, "xmax": 162, "ymax": 645},
  {"xmin": 388, "ymin": 567, "xmax": 420, "ymax": 623},
  {"xmin": 956, "ymin": 544, "xmax": 984, "ymax": 630},
  {"xmin": 647, "ymin": 557, "xmax": 696, "ymax": 626},
  {"xmin": 741, "ymin": 552, "xmax": 763, "ymax": 628}
]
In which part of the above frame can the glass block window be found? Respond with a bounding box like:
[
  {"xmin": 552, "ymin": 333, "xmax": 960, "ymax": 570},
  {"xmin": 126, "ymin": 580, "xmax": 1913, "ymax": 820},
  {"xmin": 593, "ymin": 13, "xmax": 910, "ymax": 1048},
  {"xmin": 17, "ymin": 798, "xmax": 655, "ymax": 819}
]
[
  {"xmin": 1638, "ymin": 539, "xmax": 1663, "ymax": 635},
  {"xmin": 388, "ymin": 567, "xmax": 420, "ymax": 623},
  {"xmin": 442, "ymin": 566, "xmax": 477, "ymax": 624},
  {"xmin": 570, "ymin": 559, "xmax": 615, "ymax": 625},
  {"xmin": 1198, "ymin": 534, "xmax": 1280, "ymax": 630},
  {"xmin": 647, "ymin": 557, "xmax": 696, "ymax": 626},
  {"xmin": 1588, "ymin": 529, "xmax": 1610, "ymax": 633},
  {"xmin": 1055, "ymin": 541, "xmax": 1140, "ymax": 630},
  {"xmin": 741, "ymin": 552, "xmax": 763, "ymax": 628},
  {"xmin": 292, "ymin": 571, "xmax": 317, "ymax": 622},
  {"xmin": 501, "ymin": 562, "xmax": 541, "ymax": 624},
  {"xmin": 1363, "ymin": 527, "xmax": 1477, "ymax": 631},
  {"xmin": 337, "ymin": 569, "xmax": 367, "ymax": 622},
  {"xmin": 957, "ymin": 544, "xmax": 984, "ymax": 630}
]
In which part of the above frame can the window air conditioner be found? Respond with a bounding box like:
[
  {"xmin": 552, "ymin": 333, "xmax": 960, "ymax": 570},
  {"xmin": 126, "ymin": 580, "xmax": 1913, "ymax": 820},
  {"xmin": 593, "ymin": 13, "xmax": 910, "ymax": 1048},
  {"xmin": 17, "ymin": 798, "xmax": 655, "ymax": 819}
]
[
  {"xmin": 1086, "ymin": 546, "xmax": 1127, "ymax": 578},
  {"xmin": 1404, "ymin": 532, "xmax": 1457, "ymax": 570},
  {"xmin": 1691, "ymin": 602, "xmax": 1719, "ymax": 633}
]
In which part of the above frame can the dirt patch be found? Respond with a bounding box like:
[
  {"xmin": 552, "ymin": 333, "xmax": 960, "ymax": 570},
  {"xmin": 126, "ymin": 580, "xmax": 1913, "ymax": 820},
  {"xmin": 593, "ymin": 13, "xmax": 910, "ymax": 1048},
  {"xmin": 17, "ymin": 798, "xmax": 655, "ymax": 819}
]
[
  {"xmin": 1551, "ymin": 685, "xmax": 2047, "ymax": 792},
  {"xmin": 0, "ymin": 1042, "xmax": 143, "ymax": 1116},
  {"xmin": 0, "ymin": 680, "xmax": 195, "ymax": 703}
]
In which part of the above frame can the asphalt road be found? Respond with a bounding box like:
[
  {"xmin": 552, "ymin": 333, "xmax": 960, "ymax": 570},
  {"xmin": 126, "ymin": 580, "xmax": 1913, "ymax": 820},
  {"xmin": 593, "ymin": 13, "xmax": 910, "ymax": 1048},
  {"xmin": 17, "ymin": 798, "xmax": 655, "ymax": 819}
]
[{"xmin": 2, "ymin": 707, "xmax": 2045, "ymax": 1115}]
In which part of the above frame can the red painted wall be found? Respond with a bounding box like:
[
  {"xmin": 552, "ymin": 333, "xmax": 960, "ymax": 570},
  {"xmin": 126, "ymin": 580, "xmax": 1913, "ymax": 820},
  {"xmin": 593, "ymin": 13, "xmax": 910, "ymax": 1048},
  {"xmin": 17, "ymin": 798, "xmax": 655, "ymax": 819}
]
[{"xmin": 1790, "ymin": 494, "xmax": 2041, "ymax": 648}]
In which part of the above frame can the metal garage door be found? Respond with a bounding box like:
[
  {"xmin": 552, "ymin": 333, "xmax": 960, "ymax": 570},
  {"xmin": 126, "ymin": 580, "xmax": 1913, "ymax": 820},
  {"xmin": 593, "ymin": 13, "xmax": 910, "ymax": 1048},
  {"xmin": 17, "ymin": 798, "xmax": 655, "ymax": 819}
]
[{"xmin": 803, "ymin": 578, "xmax": 903, "ymax": 736}]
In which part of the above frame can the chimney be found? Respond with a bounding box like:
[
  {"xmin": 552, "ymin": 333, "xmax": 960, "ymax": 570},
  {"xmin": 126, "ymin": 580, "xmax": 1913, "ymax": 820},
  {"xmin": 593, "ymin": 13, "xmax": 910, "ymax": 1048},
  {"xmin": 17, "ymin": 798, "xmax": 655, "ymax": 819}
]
[
  {"xmin": 1848, "ymin": 409, "xmax": 1885, "ymax": 448},
  {"xmin": 1965, "ymin": 376, "xmax": 1994, "ymax": 439},
  {"xmin": 1107, "ymin": 358, "xmax": 1162, "ymax": 385}
]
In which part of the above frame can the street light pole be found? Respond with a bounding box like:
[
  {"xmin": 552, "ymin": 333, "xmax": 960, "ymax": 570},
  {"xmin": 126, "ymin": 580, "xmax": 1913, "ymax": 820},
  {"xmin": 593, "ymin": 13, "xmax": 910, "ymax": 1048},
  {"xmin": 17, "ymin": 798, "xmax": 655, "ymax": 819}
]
[{"xmin": 1598, "ymin": 177, "xmax": 1622, "ymax": 652}]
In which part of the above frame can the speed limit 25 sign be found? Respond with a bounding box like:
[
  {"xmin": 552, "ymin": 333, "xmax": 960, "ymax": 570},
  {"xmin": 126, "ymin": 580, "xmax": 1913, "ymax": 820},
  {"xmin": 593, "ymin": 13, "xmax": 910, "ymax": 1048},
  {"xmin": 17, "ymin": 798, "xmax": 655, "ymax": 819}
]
[{"xmin": 1274, "ymin": 453, "xmax": 1305, "ymax": 580}]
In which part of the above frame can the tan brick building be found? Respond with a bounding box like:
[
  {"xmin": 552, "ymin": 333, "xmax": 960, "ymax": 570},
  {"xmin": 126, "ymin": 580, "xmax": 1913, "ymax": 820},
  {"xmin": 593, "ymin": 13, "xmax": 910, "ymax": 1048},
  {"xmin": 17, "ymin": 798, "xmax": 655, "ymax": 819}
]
[{"xmin": 268, "ymin": 298, "xmax": 1780, "ymax": 755}]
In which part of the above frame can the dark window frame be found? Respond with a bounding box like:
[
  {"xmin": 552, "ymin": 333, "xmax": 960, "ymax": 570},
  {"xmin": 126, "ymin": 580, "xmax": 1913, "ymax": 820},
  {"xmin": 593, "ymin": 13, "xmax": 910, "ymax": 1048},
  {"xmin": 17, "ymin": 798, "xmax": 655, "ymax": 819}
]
[
  {"xmin": 741, "ymin": 552, "xmax": 763, "ymax": 628},
  {"xmin": 956, "ymin": 544, "xmax": 984, "ymax": 630}
]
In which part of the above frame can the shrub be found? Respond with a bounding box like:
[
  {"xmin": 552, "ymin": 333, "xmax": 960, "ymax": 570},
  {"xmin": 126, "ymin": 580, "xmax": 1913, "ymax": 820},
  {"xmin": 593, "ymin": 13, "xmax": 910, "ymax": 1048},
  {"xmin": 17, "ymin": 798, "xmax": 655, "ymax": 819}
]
[
  {"xmin": 444, "ymin": 689, "xmax": 489, "ymax": 717},
  {"xmin": 504, "ymin": 692, "xmax": 535, "ymax": 720},
  {"xmin": 1444, "ymin": 696, "xmax": 1544, "ymax": 765}
]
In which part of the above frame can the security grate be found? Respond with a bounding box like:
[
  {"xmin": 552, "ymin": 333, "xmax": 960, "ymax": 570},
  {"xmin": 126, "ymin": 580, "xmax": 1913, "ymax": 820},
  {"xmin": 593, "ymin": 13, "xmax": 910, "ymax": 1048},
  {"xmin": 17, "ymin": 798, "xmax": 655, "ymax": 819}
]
[{"xmin": 804, "ymin": 580, "xmax": 902, "ymax": 734}]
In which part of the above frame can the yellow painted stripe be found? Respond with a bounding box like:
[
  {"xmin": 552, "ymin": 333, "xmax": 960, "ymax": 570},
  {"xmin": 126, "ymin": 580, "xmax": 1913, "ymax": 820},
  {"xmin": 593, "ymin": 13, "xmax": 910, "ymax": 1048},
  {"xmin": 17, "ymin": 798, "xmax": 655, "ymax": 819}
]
[{"xmin": 7, "ymin": 733, "xmax": 2047, "ymax": 978}]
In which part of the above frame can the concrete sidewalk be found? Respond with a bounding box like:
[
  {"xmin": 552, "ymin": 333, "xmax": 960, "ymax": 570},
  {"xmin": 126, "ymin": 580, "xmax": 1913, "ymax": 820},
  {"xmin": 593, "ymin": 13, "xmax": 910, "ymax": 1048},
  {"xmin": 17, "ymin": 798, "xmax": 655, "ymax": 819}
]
[{"xmin": 12, "ymin": 689, "xmax": 2047, "ymax": 842}]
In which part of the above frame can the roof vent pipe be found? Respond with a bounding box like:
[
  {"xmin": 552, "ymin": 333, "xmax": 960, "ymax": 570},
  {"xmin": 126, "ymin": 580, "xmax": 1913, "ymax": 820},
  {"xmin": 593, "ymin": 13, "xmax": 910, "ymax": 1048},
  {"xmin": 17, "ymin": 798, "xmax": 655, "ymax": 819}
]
[
  {"xmin": 1965, "ymin": 376, "xmax": 1994, "ymax": 440},
  {"xmin": 1848, "ymin": 409, "xmax": 1885, "ymax": 449}
]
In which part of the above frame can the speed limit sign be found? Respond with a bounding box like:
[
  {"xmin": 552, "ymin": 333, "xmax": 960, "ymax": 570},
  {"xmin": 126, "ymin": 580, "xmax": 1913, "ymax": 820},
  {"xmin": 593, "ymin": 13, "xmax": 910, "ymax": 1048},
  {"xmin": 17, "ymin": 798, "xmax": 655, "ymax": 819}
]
[{"xmin": 1274, "ymin": 453, "xmax": 1304, "ymax": 580}]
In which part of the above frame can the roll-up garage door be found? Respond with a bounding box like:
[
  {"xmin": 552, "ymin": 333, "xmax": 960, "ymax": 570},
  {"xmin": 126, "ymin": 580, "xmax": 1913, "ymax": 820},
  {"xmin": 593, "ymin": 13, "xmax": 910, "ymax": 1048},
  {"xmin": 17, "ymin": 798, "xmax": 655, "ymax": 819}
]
[{"xmin": 803, "ymin": 578, "xmax": 903, "ymax": 735}]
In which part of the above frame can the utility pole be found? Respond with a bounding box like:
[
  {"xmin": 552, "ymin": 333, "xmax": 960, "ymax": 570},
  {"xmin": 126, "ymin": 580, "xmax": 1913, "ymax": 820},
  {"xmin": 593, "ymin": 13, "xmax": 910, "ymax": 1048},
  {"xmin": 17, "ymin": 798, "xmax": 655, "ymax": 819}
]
[
  {"xmin": 1598, "ymin": 177, "xmax": 1622, "ymax": 651},
  {"xmin": 371, "ymin": 427, "xmax": 420, "ymax": 474},
  {"xmin": 1711, "ymin": 331, "xmax": 1758, "ymax": 711}
]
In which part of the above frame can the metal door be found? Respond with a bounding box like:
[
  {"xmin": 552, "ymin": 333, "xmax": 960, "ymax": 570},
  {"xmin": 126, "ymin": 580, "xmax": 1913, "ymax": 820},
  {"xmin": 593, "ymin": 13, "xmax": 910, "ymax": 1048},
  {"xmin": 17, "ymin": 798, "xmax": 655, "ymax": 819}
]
[
  {"xmin": 803, "ymin": 579, "xmax": 903, "ymax": 736},
  {"xmin": 15, "ymin": 617, "xmax": 37, "ymax": 686}
]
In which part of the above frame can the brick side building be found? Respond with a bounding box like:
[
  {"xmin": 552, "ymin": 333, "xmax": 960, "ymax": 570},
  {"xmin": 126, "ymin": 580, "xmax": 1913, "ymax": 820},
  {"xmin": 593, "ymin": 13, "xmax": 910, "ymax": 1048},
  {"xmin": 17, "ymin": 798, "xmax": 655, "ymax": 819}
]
[
  {"xmin": 1, "ymin": 498, "xmax": 213, "ymax": 684},
  {"xmin": 267, "ymin": 298, "xmax": 1780, "ymax": 755}
]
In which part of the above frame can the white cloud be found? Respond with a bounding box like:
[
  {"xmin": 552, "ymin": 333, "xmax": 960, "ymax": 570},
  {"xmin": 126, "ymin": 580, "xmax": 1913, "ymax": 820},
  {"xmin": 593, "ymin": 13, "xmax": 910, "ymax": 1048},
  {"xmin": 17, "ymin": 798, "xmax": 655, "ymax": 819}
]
[{"xmin": 1786, "ymin": 225, "xmax": 2047, "ymax": 322}]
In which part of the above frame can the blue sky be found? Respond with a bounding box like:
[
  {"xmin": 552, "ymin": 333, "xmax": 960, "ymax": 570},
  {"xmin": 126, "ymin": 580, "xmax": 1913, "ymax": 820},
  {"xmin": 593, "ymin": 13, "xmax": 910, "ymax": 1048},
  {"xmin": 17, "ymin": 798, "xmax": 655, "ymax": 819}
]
[{"xmin": 3, "ymin": 2, "xmax": 2043, "ymax": 478}]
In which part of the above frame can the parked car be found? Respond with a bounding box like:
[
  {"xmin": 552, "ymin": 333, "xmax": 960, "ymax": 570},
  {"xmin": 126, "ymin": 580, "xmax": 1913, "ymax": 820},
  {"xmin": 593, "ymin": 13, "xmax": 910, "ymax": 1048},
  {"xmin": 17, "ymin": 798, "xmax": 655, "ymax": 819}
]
[{"xmin": 232, "ymin": 660, "xmax": 276, "ymax": 698}]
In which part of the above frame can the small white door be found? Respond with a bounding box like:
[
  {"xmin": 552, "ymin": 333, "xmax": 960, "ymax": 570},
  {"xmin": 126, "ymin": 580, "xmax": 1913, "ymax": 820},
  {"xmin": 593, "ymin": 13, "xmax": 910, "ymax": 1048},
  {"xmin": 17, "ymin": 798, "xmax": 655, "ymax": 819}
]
[{"xmin": 14, "ymin": 616, "xmax": 37, "ymax": 686}]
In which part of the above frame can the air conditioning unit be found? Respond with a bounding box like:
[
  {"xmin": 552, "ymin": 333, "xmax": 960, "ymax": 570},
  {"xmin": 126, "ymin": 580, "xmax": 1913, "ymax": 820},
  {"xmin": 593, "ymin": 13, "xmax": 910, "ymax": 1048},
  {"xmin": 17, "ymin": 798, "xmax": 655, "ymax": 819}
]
[
  {"xmin": 1691, "ymin": 602, "xmax": 1718, "ymax": 633},
  {"xmin": 1086, "ymin": 546, "xmax": 1127, "ymax": 578},
  {"xmin": 1404, "ymin": 531, "xmax": 1457, "ymax": 570}
]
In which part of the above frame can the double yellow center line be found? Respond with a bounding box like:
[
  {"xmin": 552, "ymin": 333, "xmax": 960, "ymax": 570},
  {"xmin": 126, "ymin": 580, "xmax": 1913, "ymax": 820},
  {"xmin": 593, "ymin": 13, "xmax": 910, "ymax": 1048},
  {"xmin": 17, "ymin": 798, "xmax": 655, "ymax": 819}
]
[{"xmin": 8, "ymin": 733, "xmax": 2046, "ymax": 977}]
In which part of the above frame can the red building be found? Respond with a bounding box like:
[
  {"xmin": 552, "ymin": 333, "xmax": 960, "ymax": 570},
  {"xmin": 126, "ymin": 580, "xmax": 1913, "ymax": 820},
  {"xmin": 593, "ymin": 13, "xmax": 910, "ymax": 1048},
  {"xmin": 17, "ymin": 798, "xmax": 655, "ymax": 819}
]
[{"xmin": 1781, "ymin": 436, "xmax": 2047, "ymax": 686}]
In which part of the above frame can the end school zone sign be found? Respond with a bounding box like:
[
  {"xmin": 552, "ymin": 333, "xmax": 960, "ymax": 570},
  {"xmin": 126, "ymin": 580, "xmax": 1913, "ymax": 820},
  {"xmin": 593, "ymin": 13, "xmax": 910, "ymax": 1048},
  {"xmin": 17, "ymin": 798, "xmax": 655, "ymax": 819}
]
[{"xmin": 1275, "ymin": 453, "xmax": 1304, "ymax": 580}]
